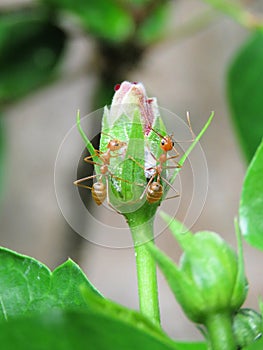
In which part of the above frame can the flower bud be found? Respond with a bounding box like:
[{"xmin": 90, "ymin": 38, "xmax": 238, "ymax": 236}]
[
  {"xmin": 233, "ymin": 308, "xmax": 262, "ymax": 349},
  {"xmin": 176, "ymin": 231, "xmax": 248, "ymax": 323},
  {"xmin": 98, "ymin": 81, "xmax": 170, "ymax": 216},
  {"xmin": 109, "ymin": 81, "xmax": 156, "ymax": 133},
  {"xmin": 148, "ymin": 213, "xmax": 248, "ymax": 325}
]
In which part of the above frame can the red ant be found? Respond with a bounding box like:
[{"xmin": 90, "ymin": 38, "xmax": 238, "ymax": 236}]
[{"xmin": 74, "ymin": 135, "xmax": 127, "ymax": 206}]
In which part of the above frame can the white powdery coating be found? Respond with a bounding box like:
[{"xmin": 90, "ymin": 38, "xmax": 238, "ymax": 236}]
[{"xmin": 144, "ymin": 147, "xmax": 156, "ymax": 179}]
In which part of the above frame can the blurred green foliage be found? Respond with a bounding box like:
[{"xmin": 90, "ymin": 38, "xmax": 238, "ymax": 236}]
[
  {"xmin": 239, "ymin": 139, "xmax": 263, "ymax": 251},
  {"xmin": 0, "ymin": 116, "xmax": 5, "ymax": 199},
  {"xmin": 227, "ymin": 31, "xmax": 263, "ymax": 162},
  {"xmin": 0, "ymin": 9, "xmax": 66, "ymax": 104},
  {"xmin": 42, "ymin": 0, "xmax": 135, "ymax": 42},
  {"xmin": 0, "ymin": 0, "xmax": 170, "ymax": 108}
]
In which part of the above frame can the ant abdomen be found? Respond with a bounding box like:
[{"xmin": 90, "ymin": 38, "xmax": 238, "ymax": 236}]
[
  {"xmin": 92, "ymin": 182, "xmax": 106, "ymax": 205},
  {"xmin": 147, "ymin": 182, "xmax": 163, "ymax": 203}
]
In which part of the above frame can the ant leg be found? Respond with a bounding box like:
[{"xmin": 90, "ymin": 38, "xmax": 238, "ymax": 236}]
[
  {"xmin": 186, "ymin": 111, "xmax": 196, "ymax": 141},
  {"xmin": 83, "ymin": 149, "xmax": 102, "ymax": 161},
  {"xmin": 161, "ymin": 176, "xmax": 180, "ymax": 197},
  {"xmin": 138, "ymin": 174, "xmax": 156, "ymax": 201},
  {"xmin": 171, "ymin": 112, "xmax": 195, "ymax": 145},
  {"xmin": 104, "ymin": 177, "xmax": 123, "ymax": 214},
  {"xmin": 84, "ymin": 154, "xmax": 102, "ymax": 166},
  {"xmin": 128, "ymin": 155, "xmax": 145, "ymax": 170},
  {"xmin": 165, "ymin": 154, "xmax": 181, "ymax": 166},
  {"xmin": 129, "ymin": 155, "xmax": 161, "ymax": 201},
  {"xmin": 163, "ymin": 165, "xmax": 182, "ymax": 172},
  {"xmin": 164, "ymin": 193, "xmax": 180, "ymax": 201},
  {"xmin": 73, "ymin": 174, "xmax": 100, "ymax": 189},
  {"xmin": 110, "ymin": 174, "xmax": 144, "ymax": 187}
]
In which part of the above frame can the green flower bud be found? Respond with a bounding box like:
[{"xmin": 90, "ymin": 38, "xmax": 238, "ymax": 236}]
[
  {"xmin": 176, "ymin": 231, "xmax": 248, "ymax": 323},
  {"xmin": 147, "ymin": 213, "xmax": 248, "ymax": 325},
  {"xmin": 95, "ymin": 81, "xmax": 173, "ymax": 219},
  {"xmin": 76, "ymin": 82, "xmax": 214, "ymax": 234},
  {"xmin": 233, "ymin": 308, "xmax": 262, "ymax": 349}
]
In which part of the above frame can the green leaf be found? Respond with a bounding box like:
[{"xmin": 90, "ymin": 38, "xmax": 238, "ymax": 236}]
[
  {"xmin": 0, "ymin": 308, "xmax": 207, "ymax": 350},
  {"xmin": 137, "ymin": 2, "xmax": 170, "ymax": 44},
  {"xmin": 0, "ymin": 10, "xmax": 66, "ymax": 104},
  {"xmin": 227, "ymin": 31, "xmax": 263, "ymax": 162},
  {"xmin": 239, "ymin": 139, "xmax": 263, "ymax": 250},
  {"xmin": 0, "ymin": 247, "xmax": 101, "ymax": 320},
  {"xmin": 0, "ymin": 246, "xmax": 206, "ymax": 349},
  {"xmin": 43, "ymin": 0, "xmax": 134, "ymax": 42},
  {"xmin": 160, "ymin": 211, "xmax": 193, "ymax": 235}
]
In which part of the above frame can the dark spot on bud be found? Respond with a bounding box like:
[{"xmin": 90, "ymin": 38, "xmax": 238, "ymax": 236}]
[{"xmin": 114, "ymin": 84, "xmax": 121, "ymax": 91}]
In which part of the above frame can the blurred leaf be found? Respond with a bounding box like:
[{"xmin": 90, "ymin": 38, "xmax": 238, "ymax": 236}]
[
  {"xmin": 244, "ymin": 337, "xmax": 263, "ymax": 350},
  {"xmin": 0, "ymin": 116, "xmax": 6, "ymax": 199},
  {"xmin": 137, "ymin": 2, "xmax": 169, "ymax": 44},
  {"xmin": 0, "ymin": 308, "xmax": 207, "ymax": 350},
  {"xmin": 0, "ymin": 247, "xmax": 101, "ymax": 321},
  {"xmin": 203, "ymin": 0, "xmax": 249, "ymax": 26},
  {"xmin": 203, "ymin": 0, "xmax": 263, "ymax": 29},
  {"xmin": 239, "ymin": 139, "xmax": 263, "ymax": 250},
  {"xmin": 227, "ymin": 31, "xmax": 263, "ymax": 162},
  {"xmin": 43, "ymin": 0, "xmax": 134, "ymax": 42},
  {"xmin": 0, "ymin": 10, "xmax": 67, "ymax": 104}
]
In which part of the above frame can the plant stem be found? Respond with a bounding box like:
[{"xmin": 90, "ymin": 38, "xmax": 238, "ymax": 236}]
[
  {"xmin": 130, "ymin": 219, "xmax": 160, "ymax": 326},
  {"xmin": 205, "ymin": 313, "xmax": 236, "ymax": 350}
]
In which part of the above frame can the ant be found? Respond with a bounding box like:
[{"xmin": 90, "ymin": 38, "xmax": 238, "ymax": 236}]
[
  {"xmin": 146, "ymin": 99, "xmax": 195, "ymax": 162},
  {"xmin": 129, "ymin": 148, "xmax": 181, "ymax": 204},
  {"xmin": 129, "ymin": 110, "xmax": 195, "ymax": 203},
  {"xmin": 74, "ymin": 135, "xmax": 128, "ymax": 206}
]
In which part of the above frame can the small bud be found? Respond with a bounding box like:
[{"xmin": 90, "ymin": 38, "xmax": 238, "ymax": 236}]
[
  {"xmin": 176, "ymin": 231, "xmax": 248, "ymax": 323},
  {"xmin": 148, "ymin": 213, "xmax": 248, "ymax": 325},
  {"xmin": 233, "ymin": 308, "xmax": 262, "ymax": 349}
]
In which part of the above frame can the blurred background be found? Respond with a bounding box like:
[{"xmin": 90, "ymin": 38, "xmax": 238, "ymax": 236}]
[{"xmin": 0, "ymin": 0, "xmax": 263, "ymax": 341}]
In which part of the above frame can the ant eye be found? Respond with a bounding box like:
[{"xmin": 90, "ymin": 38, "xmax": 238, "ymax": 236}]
[
  {"xmin": 161, "ymin": 139, "xmax": 165, "ymax": 145},
  {"xmin": 172, "ymin": 141, "xmax": 175, "ymax": 147}
]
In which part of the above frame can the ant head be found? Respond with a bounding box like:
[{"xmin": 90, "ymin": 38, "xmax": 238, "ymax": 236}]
[
  {"xmin": 101, "ymin": 132, "xmax": 126, "ymax": 151},
  {"xmin": 107, "ymin": 139, "xmax": 126, "ymax": 151},
  {"xmin": 160, "ymin": 135, "xmax": 174, "ymax": 152}
]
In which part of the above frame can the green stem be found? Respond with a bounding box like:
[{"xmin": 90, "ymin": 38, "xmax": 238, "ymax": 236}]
[
  {"xmin": 205, "ymin": 313, "xmax": 236, "ymax": 350},
  {"xmin": 130, "ymin": 219, "xmax": 160, "ymax": 326}
]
